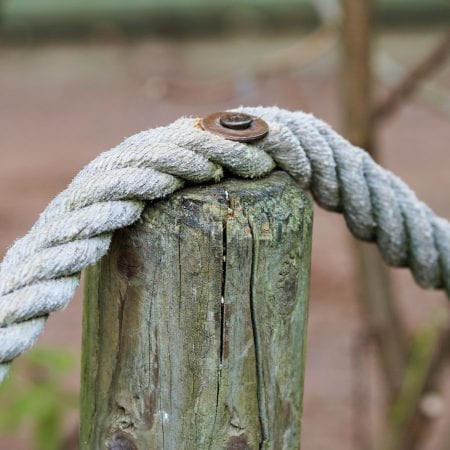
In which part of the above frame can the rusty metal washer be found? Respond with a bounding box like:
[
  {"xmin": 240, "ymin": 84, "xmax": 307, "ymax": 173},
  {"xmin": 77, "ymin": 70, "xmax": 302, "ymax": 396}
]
[{"xmin": 200, "ymin": 111, "xmax": 269, "ymax": 143}]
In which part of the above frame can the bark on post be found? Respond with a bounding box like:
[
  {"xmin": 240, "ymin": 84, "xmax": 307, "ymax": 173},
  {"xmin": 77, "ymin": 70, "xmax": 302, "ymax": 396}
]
[{"xmin": 80, "ymin": 171, "xmax": 313, "ymax": 450}]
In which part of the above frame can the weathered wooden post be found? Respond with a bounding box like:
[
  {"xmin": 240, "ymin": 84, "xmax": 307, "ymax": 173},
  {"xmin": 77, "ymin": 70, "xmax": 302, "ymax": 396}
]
[{"xmin": 80, "ymin": 171, "xmax": 312, "ymax": 450}]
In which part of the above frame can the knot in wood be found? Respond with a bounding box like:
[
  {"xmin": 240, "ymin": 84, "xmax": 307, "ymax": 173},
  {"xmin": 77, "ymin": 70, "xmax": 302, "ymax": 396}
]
[{"xmin": 107, "ymin": 432, "xmax": 138, "ymax": 450}]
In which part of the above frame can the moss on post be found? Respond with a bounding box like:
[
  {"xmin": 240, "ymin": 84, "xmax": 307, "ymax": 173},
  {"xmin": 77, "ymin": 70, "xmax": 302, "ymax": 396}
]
[{"xmin": 80, "ymin": 171, "xmax": 312, "ymax": 450}]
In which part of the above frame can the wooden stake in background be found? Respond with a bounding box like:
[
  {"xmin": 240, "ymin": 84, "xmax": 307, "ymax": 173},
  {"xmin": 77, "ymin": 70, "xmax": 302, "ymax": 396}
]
[{"xmin": 80, "ymin": 171, "xmax": 312, "ymax": 449}]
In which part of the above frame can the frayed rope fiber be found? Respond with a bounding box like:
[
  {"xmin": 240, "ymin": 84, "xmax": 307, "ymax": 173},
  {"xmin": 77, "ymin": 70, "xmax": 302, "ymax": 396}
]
[{"xmin": 1, "ymin": 106, "xmax": 449, "ymax": 382}]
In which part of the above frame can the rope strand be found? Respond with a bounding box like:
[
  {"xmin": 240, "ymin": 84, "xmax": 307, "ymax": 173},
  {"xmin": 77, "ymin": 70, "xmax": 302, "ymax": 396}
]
[{"xmin": 0, "ymin": 106, "xmax": 448, "ymax": 382}]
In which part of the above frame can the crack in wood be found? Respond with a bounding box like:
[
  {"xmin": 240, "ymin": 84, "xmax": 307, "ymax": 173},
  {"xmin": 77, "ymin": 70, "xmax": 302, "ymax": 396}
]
[
  {"xmin": 248, "ymin": 217, "xmax": 270, "ymax": 449},
  {"xmin": 81, "ymin": 172, "xmax": 311, "ymax": 450}
]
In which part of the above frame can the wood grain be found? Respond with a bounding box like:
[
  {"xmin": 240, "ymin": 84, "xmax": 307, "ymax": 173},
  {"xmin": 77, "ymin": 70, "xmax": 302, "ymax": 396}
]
[{"xmin": 80, "ymin": 171, "xmax": 312, "ymax": 450}]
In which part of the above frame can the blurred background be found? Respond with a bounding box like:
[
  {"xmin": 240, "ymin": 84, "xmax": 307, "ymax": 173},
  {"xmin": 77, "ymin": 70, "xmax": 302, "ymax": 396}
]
[{"xmin": 0, "ymin": 0, "xmax": 449, "ymax": 449}]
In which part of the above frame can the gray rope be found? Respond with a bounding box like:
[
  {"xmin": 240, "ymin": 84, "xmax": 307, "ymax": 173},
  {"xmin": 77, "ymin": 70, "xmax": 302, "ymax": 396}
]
[{"xmin": 0, "ymin": 106, "xmax": 449, "ymax": 383}]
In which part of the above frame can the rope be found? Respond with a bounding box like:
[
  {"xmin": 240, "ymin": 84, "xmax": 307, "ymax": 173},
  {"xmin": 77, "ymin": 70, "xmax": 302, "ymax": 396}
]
[{"xmin": 0, "ymin": 106, "xmax": 449, "ymax": 383}]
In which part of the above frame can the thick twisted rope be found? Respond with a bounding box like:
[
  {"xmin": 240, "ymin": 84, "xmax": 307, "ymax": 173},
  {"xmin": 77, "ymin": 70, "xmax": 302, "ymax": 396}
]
[{"xmin": 0, "ymin": 106, "xmax": 449, "ymax": 382}]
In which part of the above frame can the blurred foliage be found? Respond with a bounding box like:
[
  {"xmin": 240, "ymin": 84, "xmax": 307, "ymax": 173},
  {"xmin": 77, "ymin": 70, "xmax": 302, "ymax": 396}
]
[
  {"xmin": 2, "ymin": 0, "xmax": 448, "ymax": 17},
  {"xmin": 1, "ymin": 0, "xmax": 448, "ymax": 41},
  {"xmin": 0, "ymin": 347, "xmax": 78, "ymax": 450}
]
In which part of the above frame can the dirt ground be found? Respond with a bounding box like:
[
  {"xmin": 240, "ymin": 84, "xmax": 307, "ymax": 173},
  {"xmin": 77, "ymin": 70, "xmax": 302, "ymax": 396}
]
[{"xmin": 0, "ymin": 29, "xmax": 449, "ymax": 449}]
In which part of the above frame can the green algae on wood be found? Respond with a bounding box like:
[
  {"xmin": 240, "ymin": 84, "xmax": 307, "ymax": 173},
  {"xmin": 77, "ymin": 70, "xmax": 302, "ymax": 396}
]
[{"xmin": 81, "ymin": 171, "xmax": 312, "ymax": 450}]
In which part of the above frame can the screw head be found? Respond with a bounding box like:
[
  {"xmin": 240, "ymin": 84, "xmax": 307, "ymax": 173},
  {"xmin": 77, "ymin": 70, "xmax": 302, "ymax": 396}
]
[
  {"xmin": 200, "ymin": 111, "xmax": 269, "ymax": 143},
  {"xmin": 219, "ymin": 112, "xmax": 254, "ymax": 130}
]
